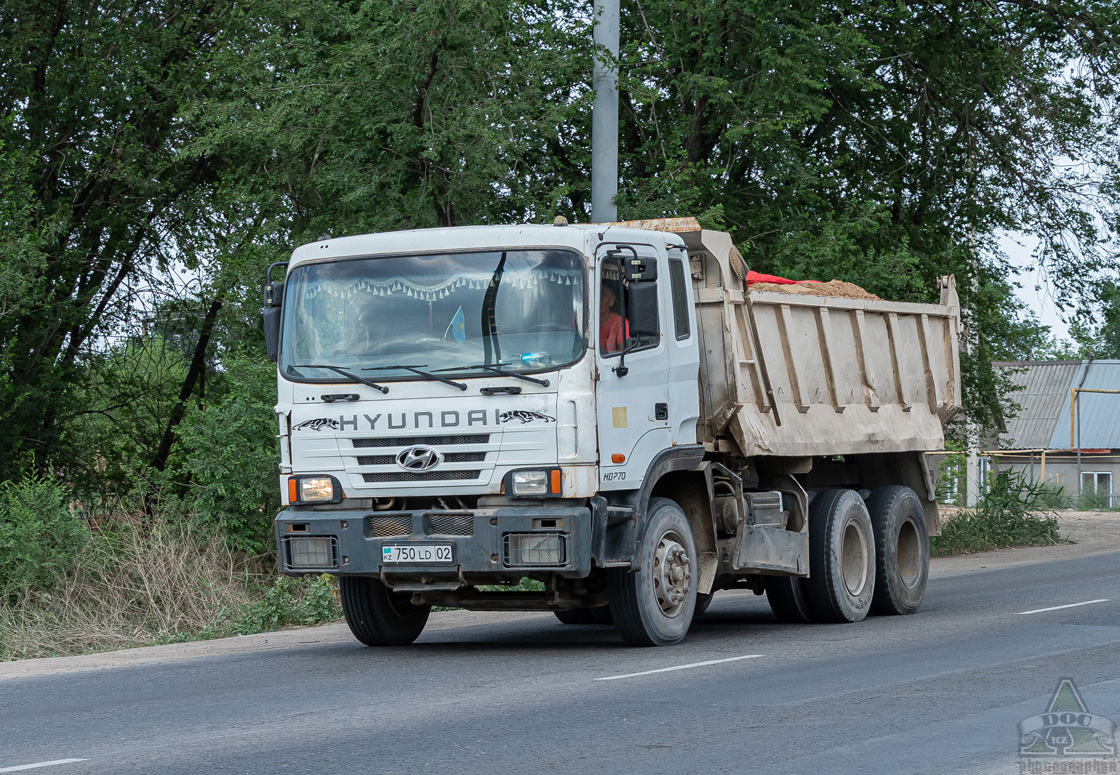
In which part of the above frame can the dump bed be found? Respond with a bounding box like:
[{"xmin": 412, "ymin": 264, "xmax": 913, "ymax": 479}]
[{"xmin": 624, "ymin": 219, "xmax": 962, "ymax": 458}]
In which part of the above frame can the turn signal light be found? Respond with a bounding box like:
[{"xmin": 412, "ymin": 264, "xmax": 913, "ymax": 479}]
[{"xmin": 611, "ymin": 453, "xmax": 626, "ymax": 463}]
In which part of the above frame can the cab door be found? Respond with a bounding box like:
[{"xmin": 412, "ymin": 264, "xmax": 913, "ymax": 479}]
[{"xmin": 594, "ymin": 242, "xmax": 671, "ymax": 492}]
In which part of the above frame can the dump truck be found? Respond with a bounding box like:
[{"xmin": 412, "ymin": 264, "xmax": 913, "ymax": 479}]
[{"xmin": 263, "ymin": 216, "xmax": 961, "ymax": 646}]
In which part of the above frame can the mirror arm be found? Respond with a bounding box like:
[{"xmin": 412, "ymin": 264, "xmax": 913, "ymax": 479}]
[{"xmin": 605, "ymin": 245, "xmax": 639, "ymax": 378}]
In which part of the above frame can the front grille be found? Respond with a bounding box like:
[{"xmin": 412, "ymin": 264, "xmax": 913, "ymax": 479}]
[
  {"xmin": 357, "ymin": 451, "xmax": 486, "ymax": 466},
  {"xmin": 363, "ymin": 470, "xmax": 481, "ymax": 483},
  {"xmin": 370, "ymin": 515, "xmax": 412, "ymax": 537},
  {"xmin": 353, "ymin": 434, "xmax": 490, "ymax": 448},
  {"xmin": 427, "ymin": 514, "xmax": 474, "ymax": 536}
]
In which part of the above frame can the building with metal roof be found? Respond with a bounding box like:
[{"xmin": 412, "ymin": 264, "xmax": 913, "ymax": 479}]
[{"xmin": 989, "ymin": 359, "xmax": 1120, "ymax": 507}]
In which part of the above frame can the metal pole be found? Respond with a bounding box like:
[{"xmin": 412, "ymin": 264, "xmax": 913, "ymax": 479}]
[
  {"xmin": 1076, "ymin": 390, "xmax": 1082, "ymax": 504},
  {"xmin": 591, "ymin": 0, "xmax": 619, "ymax": 223}
]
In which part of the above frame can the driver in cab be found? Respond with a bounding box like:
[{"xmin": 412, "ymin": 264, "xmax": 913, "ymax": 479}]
[{"xmin": 600, "ymin": 283, "xmax": 625, "ymax": 353}]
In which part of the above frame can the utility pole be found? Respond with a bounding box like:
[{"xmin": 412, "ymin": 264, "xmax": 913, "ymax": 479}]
[{"xmin": 591, "ymin": 0, "xmax": 619, "ymax": 223}]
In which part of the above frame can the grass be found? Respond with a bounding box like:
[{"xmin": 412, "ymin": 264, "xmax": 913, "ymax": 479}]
[
  {"xmin": 0, "ymin": 519, "xmax": 340, "ymax": 661},
  {"xmin": 931, "ymin": 471, "xmax": 1065, "ymax": 557}
]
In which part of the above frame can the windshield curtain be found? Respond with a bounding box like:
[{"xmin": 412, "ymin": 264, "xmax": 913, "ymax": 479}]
[{"xmin": 280, "ymin": 249, "xmax": 587, "ymax": 382}]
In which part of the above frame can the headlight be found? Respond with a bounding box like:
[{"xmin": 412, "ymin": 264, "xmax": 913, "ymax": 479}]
[
  {"xmin": 507, "ymin": 468, "xmax": 562, "ymax": 497},
  {"xmin": 287, "ymin": 475, "xmax": 341, "ymax": 504}
]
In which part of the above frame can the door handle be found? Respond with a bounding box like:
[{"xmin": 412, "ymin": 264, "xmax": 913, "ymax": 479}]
[{"xmin": 655, "ymin": 403, "xmax": 669, "ymax": 420}]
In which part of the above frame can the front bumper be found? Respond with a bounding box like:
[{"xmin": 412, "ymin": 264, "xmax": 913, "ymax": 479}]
[{"xmin": 274, "ymin": 505, "xmax": 592, "ymax": 587}]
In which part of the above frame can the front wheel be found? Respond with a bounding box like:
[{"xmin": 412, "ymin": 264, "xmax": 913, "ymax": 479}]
[
  {"xmin": 339, "ymin": 576, "xmax": 430, "ymax": 646},
  {"xmin": 608, "ymin": 497, "xmax": 697, "ymax": 646}
]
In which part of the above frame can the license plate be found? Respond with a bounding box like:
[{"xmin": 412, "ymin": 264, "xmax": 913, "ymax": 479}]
[{"xmin": 382, "ymin": 544, "xmax": 454, "ymax": 564}]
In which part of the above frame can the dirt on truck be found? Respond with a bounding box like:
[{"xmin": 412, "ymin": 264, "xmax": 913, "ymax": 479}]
[{"xmin": 264, "ymin": 216, "xmax": 962, "ymax": 646}]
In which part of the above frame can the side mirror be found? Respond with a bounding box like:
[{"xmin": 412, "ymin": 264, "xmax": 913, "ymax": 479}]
[
  {"xmin": 263, "ymin": 305, "xmax": 282, "ymax": 363},
  {"xmin": 625, "ymin": 282, "xmax": 659, "ymax": 337},
  {"xmin": 262, "ymin": 262, "xmax": 288, "ymax": 363}
]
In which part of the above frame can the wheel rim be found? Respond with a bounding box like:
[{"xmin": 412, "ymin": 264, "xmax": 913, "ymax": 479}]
[
  {"xmin": 841, "ymin": 521, "xmax": 869, "ymax": 597},
  {"xmin": 652, "ymin": 530, "xmax": 691, "ymax": 617},
  {"xmin": 896, "ymin": 520, "xmax": 922, "ymax": 588}
]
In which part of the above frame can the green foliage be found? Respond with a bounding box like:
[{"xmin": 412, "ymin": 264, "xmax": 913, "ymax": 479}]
[
  {"xmin": 0, "ymin": 512, "xmax": 340, "ymax": 660},
  {"xmin": 1068, "ymin": 280, "xmax": 1120, "ymax": 359},
  {"xmin": 0, "ymin": 475, "xmax": 86, "ymax": 598},
  {"xmin": 931, "ymin": 471, "xmax": 1063, "ymax": 556},
  {"xmin": 1036, "ymin": 481, "xmax": 1072, "ymax": 511},
  {"xmin": 0, "ymin": 0, "xmax": 238, "ymax": 477},
  {"xmin": 231, "ymin": 575, "xmax": 340, "ymax": 635},
  {"xmin": 174, "ymin": 350, "xmax": 280, "ymax": 554},
  {"xmin": 65, "ymin": 336, "xmax": 191, "ymax": 494},
  {"xmin": 1077, "ymin": 491, "xmax": 1113, "ymax": 511}
]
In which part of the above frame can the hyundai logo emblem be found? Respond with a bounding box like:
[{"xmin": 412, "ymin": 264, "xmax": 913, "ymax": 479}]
[{"xmin": 396, "ymin": 446, "xmax": 442, "ymax": 471}]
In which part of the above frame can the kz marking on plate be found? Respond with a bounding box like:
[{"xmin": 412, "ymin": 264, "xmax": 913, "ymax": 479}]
[{"xmin": 382, "ymin": 544, "xmax": 454, "ymax": 564}]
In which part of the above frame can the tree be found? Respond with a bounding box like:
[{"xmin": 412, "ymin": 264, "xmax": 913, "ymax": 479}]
[
  {"xmin": 190, "ymin": 0, "xmax": 593, "ymax": 243},
  {"xmin": 1069, "ymin": 280, "xmax": 1120, "ymax": 358},
  {"xmin": 0, "ymin": 0, "xmax": 237, "ymax": 476},
  {"xmin": 606, "ymin": 0, "xmax": 1120, "ymax": 428}
]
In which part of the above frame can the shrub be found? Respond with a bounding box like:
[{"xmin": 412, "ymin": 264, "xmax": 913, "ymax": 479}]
[
  {"xmin": 0, "ymin": 475, "xmax": 87, "ymax": 598},
  {"xmin": 932, "ymin": 470, "xmax": 1062, "ymax": 556},
  {"xmin": 232, "ymin": 575, "xmax": 339, "ymax": 635},
  {"xmin": 1077, "ymin": 491, "xmax": 1111, "ymax": 511},
  {"xmin": 174, "ymin": 350, "xmax": 280, "ymax": 554},
  {"xmin": 0, "ymin": 514, "xmax": 340, "ymax": 660},
  {"xmin": 1035, "ymin": 481, "xmax": 1071, "ymax": 510}
]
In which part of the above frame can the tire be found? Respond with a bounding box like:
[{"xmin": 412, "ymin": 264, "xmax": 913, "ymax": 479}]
[
  {"xmin": 805, "ymin": 489, "xmax": 876, "ymax": 623},
  {"xmin": 764, "ymin": 575, "xmax": 816, "ymax": 623},
  {"xmin": 694, "ymin": 592, "xmax": 715, "ymax": 617},
  {"xmin": 554, "ymin": 608, "xmax": 596, "ymax": 625},
  {"xmin": 339, "ymin": 576, "xmax": 431, "ymax": 646},
  {"xmin": 866, "ymin": 486, "xmax": 929, "ymax": 615},
  {"xmin": 608, "ymin": 497, "xmax": 697, "ymax": 646}
]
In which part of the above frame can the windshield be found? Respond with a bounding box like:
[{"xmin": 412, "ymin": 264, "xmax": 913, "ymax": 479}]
[{"xmin": 280, "ymin": 249, "xmax": 587, "ymax": 382}]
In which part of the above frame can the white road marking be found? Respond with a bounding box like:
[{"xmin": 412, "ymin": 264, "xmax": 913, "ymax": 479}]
[
  {"xmin": 0, "ymin": 760, "xmax": 88, "ymax": 773},
  {"xmin": 1015, "ymin": 599, "xmax": 1110, "ymax": 615},
  {"xmin": 597, "ymin": 654, "xmax": 764, "ymax": 681}
]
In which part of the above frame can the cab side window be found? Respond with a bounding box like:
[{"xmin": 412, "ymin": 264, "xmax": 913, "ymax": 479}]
[
  {"xmin": 599, "ymin": 253, "xmax": 659, "ymax": 356},
  {"xmin": 669, "ymin": 257, "xmax": 691, "ymax": 340}
]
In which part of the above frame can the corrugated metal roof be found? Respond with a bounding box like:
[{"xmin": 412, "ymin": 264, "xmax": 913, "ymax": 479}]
[
  {"xmin": 995, "ymin": 361, "xmax": 1082, "ymax": 449},
  {"xmin": 1047, "ymin": 360, "xmax": 1120, "ymax": 449},
  {"xmin": 994, "ymin": 360, "xmax": 1120, "ymax": 450}
]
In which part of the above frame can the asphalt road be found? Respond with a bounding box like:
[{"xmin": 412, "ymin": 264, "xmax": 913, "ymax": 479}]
[{"xmin": 3, "ymin": 550, "xmax": 1119, "ymax": 775}]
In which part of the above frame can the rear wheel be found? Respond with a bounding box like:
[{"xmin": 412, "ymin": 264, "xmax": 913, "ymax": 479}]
[
  {"xmin": 764, "ymin": 576, "xmax": 816, "ymax": 623},
  {"xmin": 608, "ymin": 497, "xmax": 697, "ymax": 646},
  {"xmin": 339, "ymin": 576, "xmax": 430, "ymax": 646},
  {"xmin": 805, "ymin": 489, "xmax": 876, "ymax": 623},
  {"xmin": 867, "ymin": 486, "xmax": 929, "ymax": 615}
]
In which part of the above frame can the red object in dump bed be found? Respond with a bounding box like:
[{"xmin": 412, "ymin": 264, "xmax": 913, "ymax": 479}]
[{"xmin": 745, "ymin": 270, "xmax": 819, "ymax": 285}]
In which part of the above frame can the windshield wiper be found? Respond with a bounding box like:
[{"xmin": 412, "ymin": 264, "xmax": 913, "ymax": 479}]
[
  {"xmin": 435, "ymin": 363, "xmax": 550, "ymax": 387},
  {"xmin": 362, "ymin": 364, "xmax": 466, "ymax": 391},
  {"xmin": 481, "ymin": 252, "xmax": 507, "ymax": 366},
  {"xmin": 290, "ymin": 364, "xmax": 389, "ymax": 394}
]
